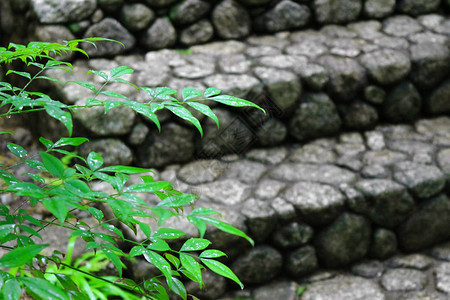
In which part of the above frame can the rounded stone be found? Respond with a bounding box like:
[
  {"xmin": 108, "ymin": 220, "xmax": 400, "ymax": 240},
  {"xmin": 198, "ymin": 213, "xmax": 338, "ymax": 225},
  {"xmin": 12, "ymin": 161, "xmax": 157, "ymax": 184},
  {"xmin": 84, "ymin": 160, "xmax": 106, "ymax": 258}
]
[
  {"xmin": 360, "ymin": 49, "xmax": 411, "ymax": 85},
  {"xmin": 271, "ymin": 222, "xmax": 314, "ymax": 249},
  {"xmin": 314, "ymin": 0, "xmax": 362, "ymax": 24},
  {"xmin": 363, "ymin": 0, "xmax": 395, "ymax": 18},
  {"xmin": 177, "ymin": 160, "xmax": 225, "ymax": 184},
  {"xmin": 259, "ymin": 0, "xmax": 311, "ymax": 32},
  {"xmin": 231, "ymin": 246, "xmax": 283, "ymax": 284},
  {"xmin": 285, "ymin": 246, "xmax": 318, "ymax": 277},
  {"xmin": 179, "ymin": 19, "xmax": 214, "ymax": 46},
  {"xmin": 314, "ymin": 213, "xmax": 371, "ymax": 267},
  {"xmin": 145, "ymin": 0, "xmax": 177, "ymax": 7},
  {"xmin": 79, "ymin": 138, "xmax": 133, "ymax": 166},
  {"xmin": 370, "ymin": 228, "xmax": 398, "ymax": 259},
  {"xmin": 364, "ymin": 85, "xmax": 386, "ymax": 105},
  {"xmin": 120, "ymin": 4, "xmax": 155, "ymax": 32},
  {"xmin": 289, "ymin": 93, "xmax": 342, "ymax": 141},
  {"xmin": 383, "ymin": 15, "xmax": 423, "ymax": 37},
  {"xmin": 31, "ymin": 0, "xmax": 97, "ymax": 24},
  {"xmin": 383, "ymin": 82, "xmax": 422, "ymax": 123},
  {"xmin": 186, "ymin": 270, "xmax": 227, "ymax": 300},
  {"xmin": 212, "ymin": 0, "xmax": 251, "ymax": 39},
  {"xmin": 351, "ymin": 260, "xmax": 384, "ymax": 278},
  {"xmin": 169, "ymin": 0, "xmax": 211, "ymax": 25},
  {"xmin": 397, "ymin": 0, "xmax": 441, "ymax": 16},
  {"xmin": 339, "ymin": 101, "xmax": 378, "ymax": 130},
  {"xmin": 142, "ymin": 18, "xmax": 176, "ymax": 50},
  {"xmin": 256, "ymin": 119, "xmax": 288, "ymax": 146},
  {"xmin": 381, "ymin": 268, "xmax": 428, "ymax": 292}
]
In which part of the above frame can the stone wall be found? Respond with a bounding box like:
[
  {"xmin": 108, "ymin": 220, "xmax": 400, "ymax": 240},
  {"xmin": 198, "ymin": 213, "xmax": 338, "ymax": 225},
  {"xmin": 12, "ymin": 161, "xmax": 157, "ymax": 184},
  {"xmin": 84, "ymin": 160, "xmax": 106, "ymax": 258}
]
[{"xmin": 1, "ymin": 0, "xmax": 449, "ymax": 52}]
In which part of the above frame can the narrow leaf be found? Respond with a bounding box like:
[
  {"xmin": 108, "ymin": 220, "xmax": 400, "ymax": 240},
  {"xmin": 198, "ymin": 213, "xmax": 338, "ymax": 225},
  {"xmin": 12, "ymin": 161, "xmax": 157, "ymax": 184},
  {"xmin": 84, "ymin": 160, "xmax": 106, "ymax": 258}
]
[
  {"xmin": 201, "ymin": 259, "xmax": 244, "ymax": 289},
  {"xmin": 204, "ymin": 87, "xmax": 221, "ymax": 97},
  {"xmin": 196, "ymin": 216, "xmax": 254, "ymax": 246},
  {"xmin": 87, "ymin": 152, "xmax": 103, "ymax": 170},
  {"xmin": 182, "ymin": 88, "xmax": 202, "ymax": 101},
  {"xmin": 40, "ymin": 152, "xmax": 65, "ymax": 178},
  {"xmin": 6, "ymin": 143, "xmax": 27, "ymax": 158},
  {"xmin": 166, "ymin": 105, "xmax": 203, "ymax": 136},
  {"xmin": 20, "ymin": 277, "xmax": 69, "ymax": 300},
  {"xmin": 186, "ymin": 102, "xmax": 219, "ymax": 128},
  {"xmin": 209, "ymin": 95, "xmax": 265, "ymax": 112},
  {"xmin": 180, "ymin": 238, "xmax": 211, "ymax": 252},
  {"xmin": 157, "ymin": 194, "xmax": 197, "ymax": 208},
  {"xmin": 3, "ymin": 279, "xmax": 20, "ymax": 300},
  {"xmin": 199, "ymin": 249, "xmax": 227, "ymax": 259},
  {"xmin": 99, "ymin": 165, "xmax": 154, "ymax": 174},
  {"xmin": 45, "ymin": 105, "xmax": 72, "ymax": 136},
  {"xmin": 110, "ymin": 66, "xmax": 134, "ymax": 79},
  {"xmin": 0, "ymin": 244, "xmax": 48, "ymax": 268},
  {"xmin": 88, "ymin": 207, "xmax": 103, "ymax": 222}
]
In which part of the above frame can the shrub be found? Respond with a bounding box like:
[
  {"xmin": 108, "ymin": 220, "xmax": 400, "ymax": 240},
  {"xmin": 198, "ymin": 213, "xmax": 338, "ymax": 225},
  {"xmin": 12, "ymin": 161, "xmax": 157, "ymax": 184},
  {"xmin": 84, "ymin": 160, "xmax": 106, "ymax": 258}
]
[{"xmin": 0, "ymin": 39, "xmax": 263, "ymax": 299}]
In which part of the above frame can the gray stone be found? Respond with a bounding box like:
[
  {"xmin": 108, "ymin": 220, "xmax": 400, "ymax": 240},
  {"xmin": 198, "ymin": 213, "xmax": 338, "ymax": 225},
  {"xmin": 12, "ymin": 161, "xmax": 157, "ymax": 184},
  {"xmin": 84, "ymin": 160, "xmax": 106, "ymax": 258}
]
[
  {"xmin": 246, "ymin": 147, "xmax": 288, "ymax": 165},
  {"xmin": 191, "ymin": 40, "xmax": 246, "ymax": 56},
  {"xmin": 388, "ymin": 254, "xmax": 434, "ymax": 270},
  {"xmin": 242, "ymin": 198, "xmax": 277, "ymax": 242},
  {"xmin": 315, "ymin": 213, "xmax": 371, "ymax": 267},
  {"xmin": 120, "ymin": 4, "xmax": 155, "ymax": 32},
  {"xmin": 431, "ymin": 242, "xmax": 450, "ymax": 261},
  {"xmin": 82, "ymin": 18, "xmax": 135, "ymax": 57},
  {"xmin": 321, "ymin": 24, "xmax": 359, "ymax": 38},
  {"xmin": 370, "ymin": 228, "xmax": 398, "ymax": 259},
  {"xmin": 296, "ymin": 63, "xmax": 329, "ymax": 91},
  {"xmin": 317, "ymin": 55, "xmax": 367, "ymax": 101},
  {"xmin": 426, "ymin": 80, "xmax": 450, "ymax": 115},
  {"xmin": 253, "ymin": 281, "xmax": 299, "ymax": 300},
  {"xmin": 363, "ymin": 150, "xmax": 408, "ymax": 166},
  {"xmin": 289, "ymin": 144, "xmax": 336, "ymax": 164},
  {"xmin": 223, "ymin": 160, "xmax": 267, "ymax": 184},
  {"xmin": 286, "ymin": 41, "xmax": 328, "ymax": 59},
  {"xmin": 285, "ymin": 245, "xmax": 318, "ymax": 277},
  {"xmin": 271, "ymin": 197, "xmax": 297, "ymax": 221},
  {"xmin": 218, "ymin": 54, "xmax": 251, "ymax": 74},
  {"xmin": 173, "ymin": 61, "xmax": 215, "ymax": 79},
  {"xmin": 339, "ymin": 101, "xmax": 378, "ymax": 130},
  {"xmin": 437, "ymin": 149, "xmax": 450, "ymax": 178},
  {"xmin": 415, "ymin": 117, "xmax": 450, "ymax": 138},
  {"xmin": 365, "ymin": 131, "xmax": 386, "ymax": 150},
  {"xmin": 397, "ymin": 0, "xmax": 441, "ymax": 16},
  {"xmin": 256, "ymin": 119, "xmax": 288, "ymax": 146},
  {"xmin": 197, "ymin": 108, "xmax": 256, "ymax": 158},
  {"xmin": 231, "ymin": 246, "xmax": 283, "ymax": 284},
  {"xmin": 336, "ymin": 156, "xmax": 363, "ymax": 171},
  {"xmin": 435, "ymin": 262, "xmax": 450, "ymax": 294},
  {"xmin": 31, "ymin": 0, "xmax": 96, "ymax": 23},
  {"xmin": 383, "ymin": 82, "xmax": 422, "ymax": 122},
  {"xmin": 79, "ymin": 138, "xmax": 132, "ymax": 166},
  {"xmin": 289, "ymin": 93, "xmax": 342, "ymax": 141},
  {"xmin": 283, "ymin": 181, "xmax": 345, "ymax": 226},
  {"xmin": 381, "ymin": 268, "xmax": 428, "ymax": 292},
  {"xmin": 74, "ymin": 105, "xmax": 135, "ymax": 136},
  {"xmin": 128, "ymin": 123, "xmax": 149, "ymax": 146},
  {"xmin": 247, "ymin": 34, "xmax": 291, "ymax": 48},
  {"xmin": 351, "ymin": 260, "xmax": 384, "ymax": 278},
  {"xmin": 398, "ymin": 291, "xmax": 447, "ymax": 300},
  {"xmin": 98, "ymin": 0, "xmax": 123, "ymax": 12},
  {"xmin": 90, "ymin": 9, "xmax": 104, "ymax": 23},
  {"xmin": 271, "ymin": 222, "xmax": 314, "ymax": 249},
  {"xmin": 253, "ymin": 179, "xmax": 285, "ymax": 200},
  {"xmin": 397, "ymin": 195, "xmax": 450, "ymax": 251},
  {"xmin": 383, "ymin": 15, "xmax": 423, "ymax": 37},
  {"xmin": 409, "ymin": 32, "xmax": 449, "ymax": 45},
  {"xmin": 177, "ymin": 160, "xmax": 225, "ymax": 184},
  {"xmin": 142, "ymin": 18, "xmax": 176, "ymax": 50},
  {"xmin": 360, "ymin": 49, "xmax": 411, "ymax": 85},
  {"xmin": 364, "ymin": 85, "xmax": 386, "ymax": 105},
  {"xmin": 203, "ymin": 74, "xmax": 262, "ymax": 99},
  {"xmin": 393, "ymin": 162, "xmax": 445, "ymax": 199},
  {"xmin": 271, "ymin": 163, "xmax": 356, "ymax": 185},
  {"xmin": 363, "ymin": 0, "xmax": 395, "ymax": 18},
  {"xmin": 170, "ymin": 0, "xmax": 210, "ymax": 25},
  {"xmin": 339, "ymin": 132, "xmax": 364, "ymax": 144},
  {"xmin": 258, "ymin": 0, "xmax": 311, "ymax": 32},
  {"xmin": 254, "ymin": 67, "xmax": 301, "ymax": 113},
  {"xmin": 373, "ymin": 35, "xmax": 410, "ymax": 50},
  {"xmin": 340, "ymin": 183, "xmax": 368, "ymax": 214},
  {"xmin": 194, "ymin": 179, "xmax": 251, "ymax": 205},
  {"xmin": 410, "ymin": 43, "xmax": 450, "ymax": 90},
  {"xmin": 257, "ymin": 54, "xmax": 308, "ymax": 70},
  {"xmin": 135, "ymin": 123, "xmax": 195, "ymax": 168},
  {"xmin": 212, "ymin": 0, "xmax": 251, "ymax": 39},
  {"xmin": 314, "ymin": 0, "xmax": 362, "ymax": 24},
  {"xmin": 355, "ymin": 179, "xmax": 414, "ymax": 227},
  {"xmin": 301, "ymin": 275, "xmax": 385, "ymax": 300},
  {"xmin": 179, "ymin": 19, "xmax": 214, "ymax": 46},
  {"xmin": 186, "ymin": 270, "xmax": 227, "ymax": 300},
  {"xmin": 362, "ymin": 164, "xmax": 390, "ymax": 179},
  {"xmin": 348, "ymin": 20, "xmax": 383, "ymax": 39}
]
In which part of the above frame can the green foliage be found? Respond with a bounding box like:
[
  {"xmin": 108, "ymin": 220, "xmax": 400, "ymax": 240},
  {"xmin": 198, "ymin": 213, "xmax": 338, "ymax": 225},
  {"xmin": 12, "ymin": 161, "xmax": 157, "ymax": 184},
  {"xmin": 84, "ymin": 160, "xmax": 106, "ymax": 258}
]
[{"xmin": 0, "ymin": 39, "xmax": 263, "ymax": 299}]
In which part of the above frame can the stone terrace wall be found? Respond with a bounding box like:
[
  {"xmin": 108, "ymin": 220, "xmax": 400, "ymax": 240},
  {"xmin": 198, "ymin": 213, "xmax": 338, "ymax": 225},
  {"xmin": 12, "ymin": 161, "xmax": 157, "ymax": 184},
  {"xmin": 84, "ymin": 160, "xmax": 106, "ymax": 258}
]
[{"xmin": 1, "ymin": 0, "xmax": 450, "ymax": 52}]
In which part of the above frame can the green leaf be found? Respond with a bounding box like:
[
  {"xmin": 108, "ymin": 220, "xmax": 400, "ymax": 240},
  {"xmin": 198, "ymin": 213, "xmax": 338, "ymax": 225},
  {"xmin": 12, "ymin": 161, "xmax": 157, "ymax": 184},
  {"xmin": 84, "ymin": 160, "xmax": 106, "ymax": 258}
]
[
  {"xmin": 6, "ymin": 182, "xmax": 46, "ymax": 198},
  {"xmin": 64, "ymin": 179, "xmax": 91, "ymax": 196},
  {"xmin": 43, "ymin": 197, "xmax": 69, "ymax": 224},
  {"xmin": 18, "ymin": 225, "xmax": 42, "ymax": 239},
  {"xmin": 199, "ymin": 249, "xmax": 227, "ymax": 259},
  {"xmin": 99, "ymin": 165, "xmax": 154, "ymax": 174},
  {"xmin": 39, "ymin": 137, "xmax": 53, "ymax": 150},
  {"xmin": 101, "ymin": 245, "xmax": 125, "ymax": 277},
  {"xmin": 186, "ymin": 216, "xmax": 207, "ymax": 238},
  {"xmin": 147, "ymin": 238, "xmax": 171, "ymax": 252},
  {"xmin": 6, "ymin": 70, "xmax": 31, "ymax": 80},
  {"xmin": 152, "ymin": 228, "xmax": 186, "ymax": 240},
  {"xmin": 166, "ymin": 105, "xmax": 203, "ymax": 136},
  {"xmin": 180, "ymin": 238, "xmax": 211, "ymax": 252},
  {"xmin": 54, "ymin": 274, "xmax": 80, "ymax": 292},
  {"xmin": 297, "ymin": 285, "xmax": 307, "ymax": 295},
  {"xmin": 182, "ymin": 88, "xmax": 202, "ymax": 101},
  {"xmin": 53, "ymin": 137, "xmax": 89, "ymax": 148},
  {"xmin": 0, "ymin": 244, "xmax": 48, "ymax": 268},
  {"xmin": 196, "ymin": 216, "xmax": 254, "ymax": 246},
  {"xmin": 129, "ymin": 245, "xmax": 147, "ymax": 257},
  {"xmin": 151, "ymin": 207, "xmax": 177, "ymax": 226},
  {"xmin": 20, "ymin": 277, "xmax": 69, "ymax": 300},
  {"xmin": 201, "ymin": 258, "xmax": 244, "ymax": 289},
  {"xmin": 125, "ymin": 182, "xmax": 171, "ymax": 193},
  {"xmin": 6, "ymin": 143, "xmax": 27, "ymax": 158},
  {"xmin": 3, "ymin": 279, "xmax": 20, "ymax": 300},
  {"xmin": 68, "ymin": 80, "xmax": 96, "ymax": 93},
  {"xmin": 143, "ymin": 250, "xmax": 172, "ymax": 278},
  {"xmin": 204, "ymin": 87, "xmax": 221, "ymax": 97},
  {"xmin": 180, "ymin": 253, "xmax": 202, "ymax": 284},
  {"xmin": 88, "ymin": 70, "xmax": 108, "ymax": 81},
  {"xmin": 125, "ymin": 102, "xmax": 161, "ymax": 131},
  {"xmin": 186, "ymin": 102, "xmax": 219, "ymax": 128},
  {"xmin": 154, "ymin": 87, "xmax": 177, "ymax": 100},
  {"xmin": 157, "ymin": 194, "xmax": 197, "ymax": 208},
  {"xmin": 40, "ymin": 152, "xmax": 65, "ymax": 178},
  {"xmin": 110, "ymin": 66, "xmax": 134, "ymax": 79},
  {"xmin": 88, "ymin": 207, "xmax": 103, "ymax": 222},
  {"xmin": 209, "ymin": 95, "xmax": 265, "ymax": 113},
  {"xmin": 99, "ymin": 90, "xmax": 128, "ymax": 100},
  {"xmin": 165, "ymin": 254, "xmax": 180, "ymax": 269},
  {"xmin": 101, "ymin": 223, "xmax": 124, "ymax": 240},
  {"xmin": 44, "ymin": 105, "xmax": 73, "ymax": 136},
  {"xmin": 190, "ymin": 208, "xmax": 219, "ymax": 216},
  {"xmin": 166, "ymin": 277, "xmax": 186, "ymax": 300},
  {"xmin": 87, "ymin": 152, "xmax": 103, "ymax": 170}
]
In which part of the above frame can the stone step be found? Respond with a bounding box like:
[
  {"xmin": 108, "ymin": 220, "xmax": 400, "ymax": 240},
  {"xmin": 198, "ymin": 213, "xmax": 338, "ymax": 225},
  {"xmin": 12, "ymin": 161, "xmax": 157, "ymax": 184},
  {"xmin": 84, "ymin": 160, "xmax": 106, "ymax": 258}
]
[{"xmin": 41, "ymin": 14, "xmax": 450, "ymax": 169}]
